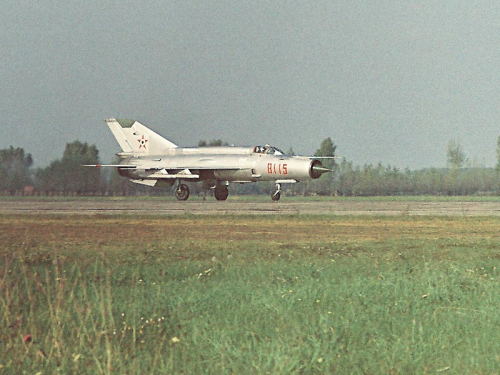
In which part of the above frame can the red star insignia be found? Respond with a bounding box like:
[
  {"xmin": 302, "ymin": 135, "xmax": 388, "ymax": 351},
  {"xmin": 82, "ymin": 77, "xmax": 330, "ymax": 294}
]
[{"xmin": 138, "ymin": 135, "xmax": 148, "ymax": 149}]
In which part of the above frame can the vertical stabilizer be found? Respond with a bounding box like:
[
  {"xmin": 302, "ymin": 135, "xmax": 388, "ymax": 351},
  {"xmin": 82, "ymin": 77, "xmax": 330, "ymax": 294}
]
[{"xmin": 105, "ymin": 118, "xmax": 177, "ymax": 155}]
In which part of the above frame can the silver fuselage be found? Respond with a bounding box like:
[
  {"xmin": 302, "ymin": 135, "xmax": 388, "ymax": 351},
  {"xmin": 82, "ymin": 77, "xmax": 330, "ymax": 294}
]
[{"xmin": 118, "ymin": 147, "xmax": 322, "ymax": 183}]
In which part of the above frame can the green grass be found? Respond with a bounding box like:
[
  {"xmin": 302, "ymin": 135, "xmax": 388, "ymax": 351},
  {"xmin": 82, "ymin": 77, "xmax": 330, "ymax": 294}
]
[{"xmin": 2, "ymin": 215, "xmax": 500, "ymax": 373}]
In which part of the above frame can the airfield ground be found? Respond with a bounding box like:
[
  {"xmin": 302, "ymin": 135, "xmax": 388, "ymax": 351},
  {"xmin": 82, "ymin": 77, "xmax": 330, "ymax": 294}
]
[
  {"xmin": 2, "ymin": 197, "xmax": 500, "ymax": 373},
  {"xmin": 3, "ymin": 196, "xmax": 500, "ymax": 216}
]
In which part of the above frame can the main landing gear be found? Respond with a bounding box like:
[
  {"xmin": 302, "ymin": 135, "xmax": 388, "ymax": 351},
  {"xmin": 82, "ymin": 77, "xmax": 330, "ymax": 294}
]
[
  {"xmin": 271, "ymin": 183, "xmax": 282, "ymax": 201},
  {"xmin": 175, "ymin": 182, "xmax": 229, "ymax": 201},
  {"xmin": 175, "ymin": 182, "xmax": 282, "ymax": 201},
  {"xmin": 214, "ymin": 185, "xmax": 229, "ymax": 201},
  {"xmin": 175, "ymin": 183, "xmax": 190, "ymax": 201}
]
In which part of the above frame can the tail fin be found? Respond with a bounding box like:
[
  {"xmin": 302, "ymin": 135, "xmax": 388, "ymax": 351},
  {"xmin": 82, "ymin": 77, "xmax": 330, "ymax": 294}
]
[{"xmin": 105, "ymin": 118, "xmax": 177, "ymax": 155}]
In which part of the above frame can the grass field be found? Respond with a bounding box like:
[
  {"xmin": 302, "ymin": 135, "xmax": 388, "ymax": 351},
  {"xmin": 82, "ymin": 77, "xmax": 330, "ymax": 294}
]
[{"xmin": 2, "ymin": 213, "xmax": 500, "ymax": 373}]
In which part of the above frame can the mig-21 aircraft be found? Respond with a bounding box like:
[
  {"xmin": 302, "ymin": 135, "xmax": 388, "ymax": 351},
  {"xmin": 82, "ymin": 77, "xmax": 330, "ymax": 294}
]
[{"xmin": 87, "ymin": 118, "xmax": 332, "ymax": 201}]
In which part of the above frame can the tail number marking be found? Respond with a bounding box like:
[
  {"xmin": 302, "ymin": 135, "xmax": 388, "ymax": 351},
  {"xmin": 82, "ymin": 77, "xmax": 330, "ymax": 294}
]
[{"xmin": 267, "ymin": 163, "xmax": 288, "ymax": 175}]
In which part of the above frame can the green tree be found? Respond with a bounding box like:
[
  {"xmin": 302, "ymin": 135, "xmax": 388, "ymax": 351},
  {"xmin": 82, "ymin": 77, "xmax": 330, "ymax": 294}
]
[
  {"xmin": 447, "ymin": 139, "xmax": 465, "ymax": 169},
  {"xmin": 0, "ymin": 146, "xmax": 34, "ymax": 192},
  {"xmin": 334, "ymin": 159, "xmax": 356, "ymax": 196},
  {"xmin": 37, "ymin": 141, "xmax": 103, "ymax": 195},
  {"xmin": 314, "ymin": 137, "xmax": 337, "ymax": 168},
  {"xmin": 496, "ymin": 136, "xmax": 500, "ymax": 173},
  {"xmin": 446, "ymin": 139, "xmax": 466, "ymax": 195}
]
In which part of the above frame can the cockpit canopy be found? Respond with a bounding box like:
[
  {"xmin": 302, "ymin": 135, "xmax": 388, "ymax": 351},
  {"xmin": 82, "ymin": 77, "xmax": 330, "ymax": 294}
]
[{"xmin": 253, "ymin": 145, "xmax": 286, "ymax": 156}]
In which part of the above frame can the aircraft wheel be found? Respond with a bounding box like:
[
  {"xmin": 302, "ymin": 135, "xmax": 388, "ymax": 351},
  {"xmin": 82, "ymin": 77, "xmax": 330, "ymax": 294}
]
[
  {"xmin": 175, "ymin": 184, "xmax": 190, "ymax": 201},
  {"xmin": 271, "ymin": 192, "xmax": 281, "ymax": 201},
  {"xmin": 214, "ymin": 186, "xmax": 229, "ymax": 201}
]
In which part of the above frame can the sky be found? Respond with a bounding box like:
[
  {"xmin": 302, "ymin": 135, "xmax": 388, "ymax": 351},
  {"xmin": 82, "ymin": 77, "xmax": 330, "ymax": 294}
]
[{"xmin": 2, "ymin": 1, "xmax": 500, "ymax": 169}]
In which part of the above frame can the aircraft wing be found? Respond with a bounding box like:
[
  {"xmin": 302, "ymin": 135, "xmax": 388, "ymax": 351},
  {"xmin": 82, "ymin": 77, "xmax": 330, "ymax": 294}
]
[
  {"xmin": 84, "ymin": 164, "xmax": 247, "ymax": 181},
  {"xmin": 84, "ymin": 164, "xmax": 137, "ymax": 168},
  {"xmin": 84, "ymin": 164, "xmax": 245, "ymax": 170}
]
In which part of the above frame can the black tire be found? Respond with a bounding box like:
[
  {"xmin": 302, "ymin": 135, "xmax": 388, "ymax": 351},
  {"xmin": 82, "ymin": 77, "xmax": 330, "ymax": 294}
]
[
  {"xmin": 175, "ymin": 184, "xmax": 190, "ymax": 201},
  {"xmin": 214, "ymin": 186, "xmax": 229, "ymax": 201},
  {"xmin": 271, "ymin": 192, "xmax": 281, "ymax": 201}
]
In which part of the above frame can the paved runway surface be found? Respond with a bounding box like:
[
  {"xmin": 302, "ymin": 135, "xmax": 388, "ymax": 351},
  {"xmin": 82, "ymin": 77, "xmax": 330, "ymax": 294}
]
[{"xmin": 3, "ymin": 199, "xmax": 500, "ymax": 216}]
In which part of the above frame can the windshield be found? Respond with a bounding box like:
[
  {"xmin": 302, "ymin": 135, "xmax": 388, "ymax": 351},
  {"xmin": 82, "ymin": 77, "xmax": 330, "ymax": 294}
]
[
  {"xmin": 266, "ymin": 146, "xmax": 285, "ymax": 155},
  {"xmin": 253, "ymin": 145, "xmax": 286, "ymax": 156}
]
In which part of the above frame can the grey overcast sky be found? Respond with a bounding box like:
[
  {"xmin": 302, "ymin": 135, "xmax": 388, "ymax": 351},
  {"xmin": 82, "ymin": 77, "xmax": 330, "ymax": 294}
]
[{"xmin": 2, "ymin": 1, "xmax": 500, "ymax": 169}]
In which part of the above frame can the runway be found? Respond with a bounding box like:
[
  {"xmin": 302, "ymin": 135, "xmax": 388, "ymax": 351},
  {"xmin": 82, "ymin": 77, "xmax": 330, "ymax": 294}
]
[{"xmin": 3, "ymin": 198, "xmax": 500, "ymax": 216}]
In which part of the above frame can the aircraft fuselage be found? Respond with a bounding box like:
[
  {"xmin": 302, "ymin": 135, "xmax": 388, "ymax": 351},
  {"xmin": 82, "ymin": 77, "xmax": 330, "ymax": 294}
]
[{"xmin": 118, "ymin": 147, "xmax": 323, "ymax": 183}]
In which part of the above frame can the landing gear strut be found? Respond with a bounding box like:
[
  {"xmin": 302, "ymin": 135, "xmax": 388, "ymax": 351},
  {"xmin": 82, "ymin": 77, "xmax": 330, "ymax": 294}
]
[
  {"xmin": 214, "ymin": 185, "xmax": 229, "ymax": 201},
  {"xmin": 271, "ymin": 183, "xmax": 281, "ymax": 201},
  {"xmin": 175, "ymin": 183, "xmax": 190, "ymax": 201}
]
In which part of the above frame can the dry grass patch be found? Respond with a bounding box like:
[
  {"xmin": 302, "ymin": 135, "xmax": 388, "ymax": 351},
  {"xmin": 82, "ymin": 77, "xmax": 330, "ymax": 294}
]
[{"xmin": 3, "ymin": 215, "xmax": 500, "ymax": 247}]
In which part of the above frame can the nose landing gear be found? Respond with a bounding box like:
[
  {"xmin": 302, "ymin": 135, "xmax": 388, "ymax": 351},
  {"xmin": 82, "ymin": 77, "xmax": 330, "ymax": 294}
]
[{"xmin": 175, "ymin": 183, "xmax": 190, "ymax": 201}]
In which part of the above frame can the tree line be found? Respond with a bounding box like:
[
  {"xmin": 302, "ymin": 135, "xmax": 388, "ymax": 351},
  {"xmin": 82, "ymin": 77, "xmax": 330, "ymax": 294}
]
[{"xmin": 3, "ymin": 138, "xmax": 500, "ymax": 197}]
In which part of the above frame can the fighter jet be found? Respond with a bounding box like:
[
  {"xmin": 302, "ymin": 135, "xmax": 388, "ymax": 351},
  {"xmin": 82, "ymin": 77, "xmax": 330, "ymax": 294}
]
[{"xmin": 88, "ymin": 118, "xmax": 332, "ymax": 201}]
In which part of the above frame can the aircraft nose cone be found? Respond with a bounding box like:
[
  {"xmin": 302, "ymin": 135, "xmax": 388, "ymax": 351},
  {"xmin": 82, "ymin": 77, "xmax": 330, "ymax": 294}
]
[
  {"xmin": 312, "ymin": 165, "xmax": 331, "ymax": 175},
  {"xmin": 310, "ymin": 160, "xmax": 332, "ymax": 179}
]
